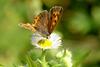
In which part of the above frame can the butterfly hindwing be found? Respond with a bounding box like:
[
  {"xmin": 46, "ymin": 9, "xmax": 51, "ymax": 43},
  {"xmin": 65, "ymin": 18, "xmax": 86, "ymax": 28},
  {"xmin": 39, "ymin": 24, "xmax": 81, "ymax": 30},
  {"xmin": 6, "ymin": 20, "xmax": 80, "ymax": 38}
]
[
  {"xmin": 20, "ymin": 22, "xmax": 36, "ymax": 32},
  {"xmin": 33, "ymin": 10, "xmax": 49, "ymax": 36}
]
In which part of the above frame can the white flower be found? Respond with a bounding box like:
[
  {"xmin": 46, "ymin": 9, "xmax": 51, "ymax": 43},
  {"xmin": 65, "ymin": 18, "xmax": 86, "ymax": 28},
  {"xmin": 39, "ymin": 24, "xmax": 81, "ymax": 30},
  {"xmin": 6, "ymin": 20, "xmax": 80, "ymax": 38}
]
[{"xmin": 31, "ymin": 32, "xmax": 62, "ymax": 49}]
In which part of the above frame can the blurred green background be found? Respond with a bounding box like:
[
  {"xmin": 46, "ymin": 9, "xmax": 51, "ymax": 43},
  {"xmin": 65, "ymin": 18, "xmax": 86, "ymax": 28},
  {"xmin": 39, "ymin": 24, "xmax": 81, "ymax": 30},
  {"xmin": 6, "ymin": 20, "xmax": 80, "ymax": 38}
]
[{"xmin": 0, "ymin": 0, "xmax": 100, "ymax": 67}]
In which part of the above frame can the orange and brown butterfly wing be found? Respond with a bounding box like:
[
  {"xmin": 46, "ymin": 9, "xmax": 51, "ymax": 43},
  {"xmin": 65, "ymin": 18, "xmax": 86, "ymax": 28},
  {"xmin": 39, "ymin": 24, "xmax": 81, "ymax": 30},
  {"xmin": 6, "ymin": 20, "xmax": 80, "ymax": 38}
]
[
  {"xmin": 48, "ymin": 6, "xmax": 63, "ymax": 34},
  {"xmin": 32, "ymin": 10, "xmax": 49, "ymax": 36},
  {"xmin": 20, "ymin": 10, "xmax": 49, "ymax": 36},
  {"xmin": 20, "ymin": 23, "xmax": 36, "ymax": 32},
  {"xmin": 20, "ymin": 6, "xmax": 63, "ymax": 37}
]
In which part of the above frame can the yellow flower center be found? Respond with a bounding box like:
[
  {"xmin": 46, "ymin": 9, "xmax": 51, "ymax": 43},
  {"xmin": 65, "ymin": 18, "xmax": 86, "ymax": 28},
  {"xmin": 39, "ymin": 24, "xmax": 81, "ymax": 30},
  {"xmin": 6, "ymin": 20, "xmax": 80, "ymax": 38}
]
[{"xmin": 38, "ymin": 39, "xmax": 52, "ymax": 48}]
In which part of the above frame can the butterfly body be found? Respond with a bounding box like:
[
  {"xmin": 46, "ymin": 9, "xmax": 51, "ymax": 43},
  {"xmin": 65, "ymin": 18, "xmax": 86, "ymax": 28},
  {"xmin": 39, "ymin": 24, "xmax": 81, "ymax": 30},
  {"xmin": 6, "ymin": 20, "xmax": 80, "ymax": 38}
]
[{"xmin": 20, "ymin": 6, "xmax": 63, "ymax": 37}]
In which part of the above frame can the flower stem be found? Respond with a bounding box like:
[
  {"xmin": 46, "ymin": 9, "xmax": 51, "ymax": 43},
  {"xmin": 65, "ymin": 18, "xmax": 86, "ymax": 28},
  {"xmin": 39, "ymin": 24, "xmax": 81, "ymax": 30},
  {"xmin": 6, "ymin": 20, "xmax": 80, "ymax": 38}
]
[{"xmin": 39, "ymin": 49, "xmax": 49, "ymax": 67}]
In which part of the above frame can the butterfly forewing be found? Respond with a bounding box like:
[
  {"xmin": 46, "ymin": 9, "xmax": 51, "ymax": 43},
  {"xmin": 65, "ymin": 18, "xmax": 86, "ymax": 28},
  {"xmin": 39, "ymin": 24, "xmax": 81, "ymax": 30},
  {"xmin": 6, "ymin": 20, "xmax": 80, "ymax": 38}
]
[
  {"xmin": 32, "ymin": 10, "xmax": 49, "ymax": 36},
  {"xmin": 48, "ymin": 6, "xmax": 63, "ymax": 34}
]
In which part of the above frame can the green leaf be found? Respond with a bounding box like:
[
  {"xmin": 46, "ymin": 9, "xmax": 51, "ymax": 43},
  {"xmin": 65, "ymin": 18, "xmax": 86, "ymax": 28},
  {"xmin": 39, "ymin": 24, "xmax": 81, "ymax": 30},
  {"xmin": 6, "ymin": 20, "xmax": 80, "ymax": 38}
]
[{"xmin": 26, "ymin": 55, "xmax": 38, "ymax": 67}]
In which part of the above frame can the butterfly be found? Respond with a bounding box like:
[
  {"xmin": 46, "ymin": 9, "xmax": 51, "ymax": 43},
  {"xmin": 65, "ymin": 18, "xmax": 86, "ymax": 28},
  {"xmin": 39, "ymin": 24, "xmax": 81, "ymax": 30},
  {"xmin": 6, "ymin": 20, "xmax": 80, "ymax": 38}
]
[{"xmin": 20, "ymin": 6, "xmax": 63, "ymax": 37}]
